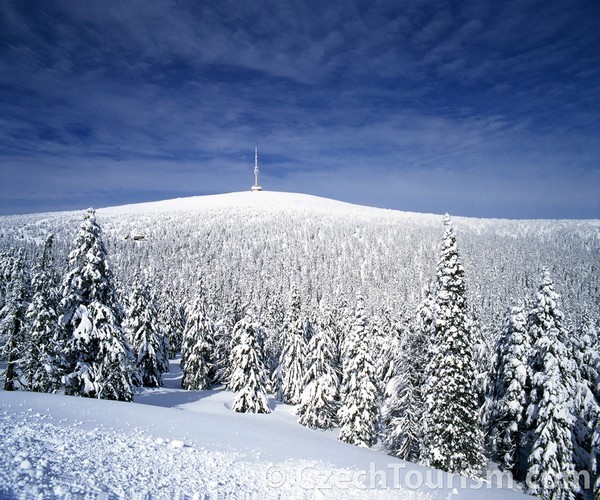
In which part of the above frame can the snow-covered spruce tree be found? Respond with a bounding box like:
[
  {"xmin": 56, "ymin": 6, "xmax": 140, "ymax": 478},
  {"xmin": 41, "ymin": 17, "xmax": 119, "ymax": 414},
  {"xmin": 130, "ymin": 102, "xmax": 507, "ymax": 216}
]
[
  {"xmin": 525, "ymin": 270, "xmax": 579, "ymax": 499},
  {"xmin": 582, "ymin": 320, "xmax": 600, "ymax": 497},
  {"xmin": 263, "ymin": 294, "xmax": 285, "ymax": 398},
  {"xmin": 219, "ymin": 291, "xmax": 248, "ymax": 388},
  {"xmin": 319, "ymin": 303, "xmax": 342, "ymax": 377},
  {"xmin": 59, "ymin": 208, "xmax": 135, "ymax": 401},
  {"xmin": 338, "ymin": 296, "xmax": 378, "ymax": 448},
  {"xmin": 593, "ymin": 418, "xmax": 600, "ymax": 498},
  {"xmin": 569, "ymin": 316, "xmax": 600, "ymax": 494},
  {"xmin": 0, "ymin": 252, "xmax": 9, "ymax": 293},
  {"xmin": 159, "ymin": 289, "xmax": 186, "ymax": 358},
  {"xmin": 229, "ymin": 313, "xmax": 270, "ymax": 414},
  {"xmin": 469, "ymin": 312, "xmax": 493, "ymax": 429},
  {"xmin": 382, "ymin": 287, "xmax": 432, "ymax": 462},
  {"xmin": 0, "ymin": 251, "xmax": 18, "ymax": 308},
  {"xmin": 0, "ymin": 255, "xmax": 29, "ymax": 391},
  {"xmin": 335, "ymin": 294, "xmax": 353, "ymax": 373},
  {"xmin": 22, "ymin": 235, "xmax": 61, "ymax": 392},
  {"xmin": 421, "ymin": 214, "xmax": 485, "ymax": 477},
  {"xmin": 371, "ymin": 307, "xmax": 399, "ymax": 401},
  {"xmin": 279, "ymin": 289, "xmax": 307, "ymax": 404},
  {"xmin": 124, "ymin": 276, "xmax": 169, "ymax": 387},
  {"xmin": 303, "ymin": 314, "xmax": 315, "ymax": 344},
  {"xmin": 297, "ymin": 306, "xmax": 340, "ymax": 429},
  {"xmin": 487, "ymin": 306, "xmax": 529, "ymax": 477},
  {"xmin": 180, "ymin": 297, "xmax": 213, "ymax": 390},
  {"xmin": 212, "ymin": 314, "xmax": 232, "ymax": 386}
]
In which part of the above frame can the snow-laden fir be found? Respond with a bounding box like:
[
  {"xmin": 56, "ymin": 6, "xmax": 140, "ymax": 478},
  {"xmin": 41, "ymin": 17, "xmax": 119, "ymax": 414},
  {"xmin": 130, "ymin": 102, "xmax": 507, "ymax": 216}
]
[{"xmin": 1, "ymin": 190, "xmax": 599, "ymax": 498}]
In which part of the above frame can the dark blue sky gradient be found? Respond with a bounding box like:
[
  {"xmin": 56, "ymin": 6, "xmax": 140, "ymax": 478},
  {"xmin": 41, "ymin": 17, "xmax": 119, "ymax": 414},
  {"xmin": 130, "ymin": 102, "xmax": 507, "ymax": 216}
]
[{"xmin": 0, "ymin": 0, "xmax": 598, "ymax": 218}]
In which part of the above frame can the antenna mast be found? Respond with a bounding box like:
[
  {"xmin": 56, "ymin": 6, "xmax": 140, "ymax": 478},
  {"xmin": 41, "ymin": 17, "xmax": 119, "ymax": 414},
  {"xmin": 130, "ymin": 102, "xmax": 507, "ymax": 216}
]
[{"xmin": 251, "ymin": 146, "xmax": 262, "ymax": 191}]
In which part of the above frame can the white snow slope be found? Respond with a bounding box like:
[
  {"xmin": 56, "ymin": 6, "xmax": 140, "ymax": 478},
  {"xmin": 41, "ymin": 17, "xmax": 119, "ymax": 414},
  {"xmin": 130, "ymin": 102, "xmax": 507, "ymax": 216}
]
[
  {"xmin": 0, "ymin": 359, "xmax": 529, "ymax": 500},
  {"xmin": 101, "ymin": 190, "xmax": 368, "ymax": 214}
]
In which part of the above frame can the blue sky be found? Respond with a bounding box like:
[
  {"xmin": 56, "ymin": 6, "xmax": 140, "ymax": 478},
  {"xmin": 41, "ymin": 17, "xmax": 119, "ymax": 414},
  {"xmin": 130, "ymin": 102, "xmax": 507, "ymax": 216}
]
[{"xmin": 0, "ymin": 0, "xmax": 598, "ymax": 218}]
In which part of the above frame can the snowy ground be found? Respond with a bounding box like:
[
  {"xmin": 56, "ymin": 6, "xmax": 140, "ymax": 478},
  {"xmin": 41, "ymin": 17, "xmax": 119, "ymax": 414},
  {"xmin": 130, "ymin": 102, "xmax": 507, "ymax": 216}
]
[{"xmin": 0, "ymin": 360, "xmax": 529, "ymax": 499}]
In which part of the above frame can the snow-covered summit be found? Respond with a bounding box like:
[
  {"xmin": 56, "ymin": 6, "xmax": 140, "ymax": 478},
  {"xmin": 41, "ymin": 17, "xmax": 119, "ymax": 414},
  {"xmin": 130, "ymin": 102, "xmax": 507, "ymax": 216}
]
[{"xmin": 100, "ymin": 191, "xmax": 376, "ymax": 216}]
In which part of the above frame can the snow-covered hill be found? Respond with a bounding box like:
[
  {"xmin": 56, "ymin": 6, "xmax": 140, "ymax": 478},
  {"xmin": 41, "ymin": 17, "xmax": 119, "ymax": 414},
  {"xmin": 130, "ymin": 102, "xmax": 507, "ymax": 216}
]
[
  {"xmin": 102, "ymin": 190, "xmax": 375, "ymax": 214},
  {"xmin": 0, "ymin": 359, "xmax": 529, "ymax": 499},
  {"xmin": 1, "ymin": 190, "xmax": 597, "ymax": 327}
]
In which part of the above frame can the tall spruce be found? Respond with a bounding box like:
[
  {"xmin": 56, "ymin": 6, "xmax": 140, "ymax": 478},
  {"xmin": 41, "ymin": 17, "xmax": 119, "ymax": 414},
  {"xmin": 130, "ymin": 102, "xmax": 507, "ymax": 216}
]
[
  {"xmin": 336, "ymin": 294, "xmax": 353, "ymax": 373},
  {"xmin": 279, "ymin": 289, "xmax": 306, "ymax": 404},
  {"xmin": 219, "ymin": 291, "xmax": 247, "ymax": 388},
  {"xmin": 229, "ymin": 313, "xmax": 270, "ymax": 414},
  {"xmin": 593, "ymin": 418, "xmax": 600, "ymax": 498},
  {"xmin": 180, "ymin": 297, "xmax": 213, "ymax": 390},
  {"xmin": 470, "ymin": 312, "xmax": 493, "ymax": 429},
  {"xmin": 371, "ymin": 307, "xmax": 399, "ymax": 401},
  {"xmin": 160, "ymin": 288, "xmax": 186, "ymax": 358},
  {"xmin": 382, "ymin": 288, "xmax": 431, "ymax": 462},
  {"xmin": 422, "ymin": 214, "xmax": 485, "ymax": 477},
  {"xmin": 59, "ymin": 208, "xmax": 135, "ymax": 401},
  {"xmin": 297, "ymin": 306, "xmax": 340, "ymax": 429},
  {"xmin": 525, "ymin": 270, "xmax": 579, "ymax": 499},
  {"xmin": 488, "ymin": 306, "xmax": 529, "ymax": 477},
  {"xmin": 583, "ymin": 320, "xmax": 600, "ymax": 497},
  {"xmin": 570, "ymin": 317, "xmax": 600, "ymax": 494},
  {"xmin": 338, "ymin": 296, "xmax": 378, "ymax": 448},
  {"xmin": 124, "ymin": 276, "xmax": 169, "ymax": 387},
  {"xmin": 263, "ymin": 294, "xmax": 285, "ymax": 398},
  {"xmin": 0, "ymin": 255, "xmax": 28, "ymax": 391},
  {"xmin": 23, "ymin": 235, "xmax": 61, "ymax": 392}
]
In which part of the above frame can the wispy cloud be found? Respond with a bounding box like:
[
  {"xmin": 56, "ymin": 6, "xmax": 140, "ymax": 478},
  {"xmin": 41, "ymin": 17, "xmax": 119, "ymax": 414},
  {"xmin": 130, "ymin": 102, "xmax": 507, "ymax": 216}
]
[{"xmin": 0, "ymin": 0, "xmax": 598, "ymax": 217}]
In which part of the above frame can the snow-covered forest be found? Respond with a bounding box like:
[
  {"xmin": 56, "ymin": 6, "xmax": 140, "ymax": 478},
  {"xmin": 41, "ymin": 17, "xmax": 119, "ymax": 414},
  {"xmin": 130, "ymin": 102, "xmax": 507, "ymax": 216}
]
[{"xmin": 1, "ymin": 191, "xmax": 598, "ymax": 498}]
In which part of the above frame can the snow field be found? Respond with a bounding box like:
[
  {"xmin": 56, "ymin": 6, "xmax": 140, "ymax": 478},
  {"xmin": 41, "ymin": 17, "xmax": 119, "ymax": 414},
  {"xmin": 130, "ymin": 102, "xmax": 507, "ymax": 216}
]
[
  {"xmin": 0, "ymin": 396, "xmax": 433, "ymax": 499},
  {"xmin": 0, "ymin": 383, "xmax": 530, "ymax": 499}
]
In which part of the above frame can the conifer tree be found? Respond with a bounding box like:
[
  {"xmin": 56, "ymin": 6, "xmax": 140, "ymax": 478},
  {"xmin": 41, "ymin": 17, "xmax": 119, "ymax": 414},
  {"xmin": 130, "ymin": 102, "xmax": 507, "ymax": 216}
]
[
  {"xmin": 585, "ymin": 320, "xmax": 600, "ymax": 497},
  {"xmin": 525, "ymin": 270, "xmax": 580, "ymax": 499},
  {"xmin": 59, "ymin": 208, "xmax": 135, "ymax": 401},
  {"xmin": 212, "ymin": 314, "xmax": 231, "ymax": 385},
  {"xmin": 23, "ymin": 235, "xmax": 61, "ymax": 392},
  {"xmin": 297, "ymin": 306, "xmax": 340, "ymax": 429},
  {"xmin": 569, "ymin": 317, "xmax": 599, "ymax": 493},
  {"xmin": 382, "ymin": 373, "xmax": 420, "ymax": 461},
  {"xmin": 338, "ymin": 296, "xmax": 378, "ymax": 448},
  {"xmin": 219, "ymin": 291, "xmax": 247, "ymax": 388},
  {"xmin": 593, "ymin": 420, "xmax": 600, "ymax": 498},
  {"xmin": 0, "ymin": 252, "xmax": 12, "ymax": 307},
  {"xmin": 263, "ymin": 317, "xmax": 284, "ymax": 397},
  {"xmin": 335, "ymin": 294, "xmax": 353, "ymax": 373},
  {"xmin": 422, "ymin": 215, "xmax": 484, "ymax": 477},
  {"xmin": 0, "ymin": 255, "xmax": 28, "ymax": 391},
  {"xmin": 371, "ymin": 307, "xmax": 399, "ymax": 400},
  {"xmin": 160, "ymin": 288, "xmax": 186, "ymax": 358},
  {"xmin": 180, "ymin": 297, "xmax": 213, "ymax": 390},
  {"xmin": 124, "ymin": 276, "xmax": 169, "ymax": 387},
  {"xmin": 279, "ymin": 289, "xmax": 306, "ymax": 404},
  {"xmin": 383, "ymin": 288, "xmax": 431, "ymax": 462},
  {"xmin": 469, "ymin": 312, "xmax": 493, "ymax": 428},
  {"xmin": 488, "ymin": 306, "xmax": 529, "ymax": 476},
  {"xmin": 263, "ymin": 292, "xmax": 285, "ymax": 394},
  {"xmin": 229, "ymin": 313, "xmax": 270, "ymax": 414}
]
